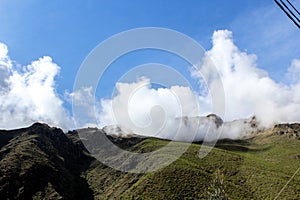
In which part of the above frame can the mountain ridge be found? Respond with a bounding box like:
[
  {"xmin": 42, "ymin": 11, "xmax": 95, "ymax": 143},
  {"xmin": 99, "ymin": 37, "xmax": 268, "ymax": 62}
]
[{"xmin": 0, "ymin": 121, "xmax": 299, "ymax": 199}]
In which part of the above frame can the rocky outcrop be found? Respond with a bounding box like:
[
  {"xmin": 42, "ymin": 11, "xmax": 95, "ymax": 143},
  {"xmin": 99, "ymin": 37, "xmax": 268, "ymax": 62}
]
[
  {"xmin": 206, "ymin": 114, "xmax": 224, "ymax": 128},
  {"xmin": 272, "ymin": 123, "xmax": 300, "ymax": 139}
]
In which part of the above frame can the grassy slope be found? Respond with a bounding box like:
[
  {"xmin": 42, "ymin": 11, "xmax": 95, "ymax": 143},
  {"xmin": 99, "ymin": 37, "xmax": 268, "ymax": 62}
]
[{"xmin": 85, "ymin": 133, "xmax": 300, "ymax": 200}]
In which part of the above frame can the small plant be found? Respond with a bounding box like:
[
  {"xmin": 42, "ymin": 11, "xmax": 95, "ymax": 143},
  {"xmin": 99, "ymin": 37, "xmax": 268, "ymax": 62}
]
[{"xmin": 206, "ymin": 169, "xmax": 229, "ymax": 200}]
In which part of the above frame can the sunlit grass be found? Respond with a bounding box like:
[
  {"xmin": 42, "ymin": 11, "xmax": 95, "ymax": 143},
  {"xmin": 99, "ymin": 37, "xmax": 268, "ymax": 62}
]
[{"xmin": 86, "ymin": 133, "xmax": 300, "ymax": 199}]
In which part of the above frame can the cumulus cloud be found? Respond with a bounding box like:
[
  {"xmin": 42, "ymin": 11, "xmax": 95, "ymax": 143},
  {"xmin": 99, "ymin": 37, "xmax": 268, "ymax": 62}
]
[
  {"xmin": 0, "ymin": 42, "xmax": 72, "ymax": 130},
  {"xmin": 198, "ymin": 30, "xmax": 300, "ymax": 126},
  {"xmin": 0, "ymin": 43, "xmax": 12, "ymax": 88},
  {"xmin": 1, "ymin": 28, "xmax": 299, "ymax": 142},
  {"xmin": 97, "ymin": 77, "xmax": 259, "ymax": 142},
  {"xmin": 66, "ymin": 86, "xmax": 99, "ymax": 128},
  {"xmin": 97, "ymin": 30, "xmax": 300, "ymax": 141},
  {"xmin": 99, "ymin": 77, "xmax": 201, "ymax": 140},
  {"xmin": 97, "ymin": 78, "xmax": 253, "ymax": 141},
  {"xmin": 286, "ymin": 59, "xmax": 300, "ymax": 84}
]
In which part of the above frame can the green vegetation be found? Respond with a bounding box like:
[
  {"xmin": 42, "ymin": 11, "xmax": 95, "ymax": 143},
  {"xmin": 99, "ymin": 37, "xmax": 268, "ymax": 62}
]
[
  {"xmin": 0, "ymin": 123, "xmax": 299, "ymax": 199},
  {"xmin": 206, "ymin": 169, "xmax": 228, "ymax": 200},
  {"xmin": 86, "ymin": 132, "xmax": 300, "ymax": 199}
]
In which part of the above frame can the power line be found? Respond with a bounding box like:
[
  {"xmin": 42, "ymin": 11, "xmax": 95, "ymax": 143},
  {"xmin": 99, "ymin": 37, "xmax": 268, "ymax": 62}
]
[
  {"xmin": 280, "ymin": 0, "xmax": 300, "ymax": 24},
  {"xmin": 274, "ymin": 0, "xmax": 300, "ymax": 29},
  {"xmin": 286, "ymin": 0, "xmax": 300, "ymax": 16}
]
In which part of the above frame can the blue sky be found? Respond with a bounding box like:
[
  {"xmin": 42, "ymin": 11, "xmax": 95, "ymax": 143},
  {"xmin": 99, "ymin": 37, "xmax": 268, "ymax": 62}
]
[
  {"xmin": 1, "ymin": 0, "xmax": 299, "ymax": 90},
  {"xmin": 0, "ymin": 0, "xmax": 299, "ymax": 129}
]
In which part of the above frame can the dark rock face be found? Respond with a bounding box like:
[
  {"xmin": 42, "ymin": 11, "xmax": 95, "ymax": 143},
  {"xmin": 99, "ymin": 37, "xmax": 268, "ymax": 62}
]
[
  {"xmin": 248, "ymin": 116, "xmax": 259, "ymax": 128},
  {"xmin": 272, "ymin": 123, "xmax": 300, "ymax": 139},
  {"xmin": 0, "ymin": 123, "xmax": 148, "ymax": 199},
  {"xmin": 0, "ymin": 123, "xmax": 94, "ymax": 200},
  {"xmin": 206, "ymin": 114, "xmax": 223, "ymax": 128}
]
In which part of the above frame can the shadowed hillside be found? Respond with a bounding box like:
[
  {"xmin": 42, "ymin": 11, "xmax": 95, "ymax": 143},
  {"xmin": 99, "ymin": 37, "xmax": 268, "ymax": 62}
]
[{"xmin": 0, "ymin": 123, "xmax": 94, "ymax": 199}]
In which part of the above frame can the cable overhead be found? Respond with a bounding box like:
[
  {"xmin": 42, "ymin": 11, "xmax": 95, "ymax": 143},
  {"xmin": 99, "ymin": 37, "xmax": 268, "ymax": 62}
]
[
  {"xmin": 286, "ymin": 0, "xmax": 300, "ymax": 16},
  {"xmin": 274, "ymin": 0, "xmax": 300, "ymax": 29},
  {"xmin": 280, "ymin": 0, "xmax": 300, "ymax": 24}
]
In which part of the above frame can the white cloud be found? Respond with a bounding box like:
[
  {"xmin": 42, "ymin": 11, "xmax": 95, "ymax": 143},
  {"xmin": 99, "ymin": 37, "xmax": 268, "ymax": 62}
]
[
  {"xmin": 97, "ymin": 29, "xmax": 300, "ymax": 141},
  {"xmin": 99, "ymin": 77, "xmax": 200, "ymax": 139},
  {"xmin": 286, "ymin": 59, "xmax": 300, "ymax": 83},
  {"xmin": 66, "ymin": 86, "xmax": 99, "ymax": 128},
  {"xmin": 0, "ymin": 43, "xmax": 9, "ymax": 59},
  {"xmin": 98, "ymin": 77, "xmax": 259, "ymax": 141},
  {"xmin": 0, "ymin": 43, "xmax": 12, "ymax": 88},
  {"xmin": 1, "ymin": 27, "xmax": 298, "ymax": 142},
  {"xmin": 198, "ymin": 30, "xmax": 300, "ymax": 126},
  {"xmin": 0, "ymin": 43, "xmax": 72, "ymax": 130}
]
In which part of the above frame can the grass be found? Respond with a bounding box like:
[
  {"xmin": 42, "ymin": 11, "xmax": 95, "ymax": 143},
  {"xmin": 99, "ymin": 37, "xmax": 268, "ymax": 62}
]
[
  {"xmin": 1, "ymin": 124, "xmax": 299, "ymax": 199},
  {"xmin": 85, "ymin": 133, "xmax": 300, "ymax": 199}
]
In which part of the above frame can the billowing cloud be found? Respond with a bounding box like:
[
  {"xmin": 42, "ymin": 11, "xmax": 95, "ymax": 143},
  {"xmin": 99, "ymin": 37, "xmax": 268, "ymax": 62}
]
[
  {"xmin": 99, "ymin": 77, "xmax": 200, "ymax": 139},
  {"xmin": 66, "ymin": 86, "xmax": 99, "ymax": 128},
  {"xmin": 286, "ymin": 59, "xmax": 300, "ymax": 84},
  {"xmin": 1, "ymin": 28, "xmax": 299, "ymax": 142},
  {"xmin": 97, "ymin": 77, "xmax": 260, "ymax": 142},
  {"xmin": 98, "ymin": 30, "xmax": 300, "ymax": 141},
  {"xmin": 0, "ymin": 43, "xmax": 72, "ymax": 130},
  {"xmin": 198, "ymin": 30, "xmax": 300, "ymax": 126}
]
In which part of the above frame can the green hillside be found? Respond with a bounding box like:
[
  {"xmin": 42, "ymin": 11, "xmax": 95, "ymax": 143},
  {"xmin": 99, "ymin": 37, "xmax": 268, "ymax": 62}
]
[
  {"xmin": 0, "ymin": 123, "xmax": 299, "ymax": 199},
  {"xmin": 85, "ymin": 126, "xmax": 300, "ymax": 200}
]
